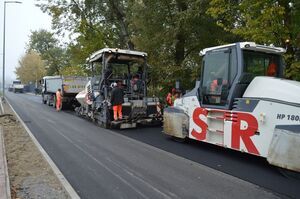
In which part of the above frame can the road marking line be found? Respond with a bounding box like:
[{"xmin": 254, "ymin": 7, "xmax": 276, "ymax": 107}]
[{"xmin": 5, "ymin": 98, "xmax": 80, "ymax": 199}]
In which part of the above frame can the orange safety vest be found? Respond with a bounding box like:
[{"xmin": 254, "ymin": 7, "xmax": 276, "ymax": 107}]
[
  {"xmin": 267, "ymin": 63, "xmax": 277, "ymax": 76},
  {"xmin": 210, "ymin": 80, "xmax": 218, "ymax": 92},
  {"xmin": 210, "ymin": 79, "xmax": 228, "ymax": 93},
  {"xmin": 166, "ymin": 93, "xmax": 173, "ymax": 106},
  {"xmin": 56, "ymin": 91, "xmax": 62, "ymax": 101}
]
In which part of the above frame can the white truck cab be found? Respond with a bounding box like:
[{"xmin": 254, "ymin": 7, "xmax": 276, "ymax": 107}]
[{"xmin": 12, "ymin": 80, "xmax": 24, "ymax": 93}]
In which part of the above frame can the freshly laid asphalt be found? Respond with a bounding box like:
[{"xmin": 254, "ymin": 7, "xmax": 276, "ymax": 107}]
[{"xmin": 6, "ymin": 92, "xmax": 300, "ymax": 199}]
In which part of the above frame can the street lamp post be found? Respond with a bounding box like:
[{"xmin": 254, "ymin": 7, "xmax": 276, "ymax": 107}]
[{"xmin": 2, "ymin": 1, "xmax": 22, "ymax": 99}]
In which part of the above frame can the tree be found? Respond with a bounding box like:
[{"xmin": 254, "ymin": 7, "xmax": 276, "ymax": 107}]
[
  {"xmin": 27, "ymin": 29, "xmax": 70, "ymax": 75},
  {"xmin": 60, "ymin": 65, "xmax": 87, "ymax": 76},
  {"xmin": 207, "ymin": 0, "xmax": 300, "ymax": 80},
  {"xmin": 27, "ymin": 29, "xmax": 58, "ymax": 55},
  {"xmin": 129, "ymin": 0, "xmax": 236, "ymax": 93},
  {"xmin": 36, "ymin": 0, "xmax": 237, "ymax": 95},
  {"xmin": 15, "ymin": 51, "xmax": 45, "ymax": 84},
  {"xmin": 37, "ymin": 0, "xmax": 134, "ymax": 50}
]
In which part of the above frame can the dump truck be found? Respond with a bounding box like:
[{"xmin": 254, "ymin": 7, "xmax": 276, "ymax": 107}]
[
  {"xmin": 163, "ymin": 42, "xmax": 300, "ymax": 174},
  {"xmin": 75, "ymin": 48, "xmax": 162, "ymax": 129},
  {"xmin": 41, "ymin": 76, "xmax": 89, "ymax": 109},
  {"xmin": 12, "ymin": 80, "xmax": 24, "ymax": 93}
]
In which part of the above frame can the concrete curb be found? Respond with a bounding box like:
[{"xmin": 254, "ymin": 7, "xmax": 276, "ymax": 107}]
[
  {"xmin": 0, "ymin": 127, "xmax": 11, "ymax": 199},
  {"xmin": 4, "ymin": 98, "xmax": 80, "ymax": 199}
]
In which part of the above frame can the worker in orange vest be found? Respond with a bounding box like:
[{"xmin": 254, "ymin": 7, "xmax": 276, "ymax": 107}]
[
  {"xmin": 56, "ymin": 88, "xmax": 63, "ymax": 111},
  {"xmin": 166, "ymin": 88, "xmax": 176, "ymax": 106},
  {"xmin": 267, "ymin": 61, "xmax": 277, "ymax": 76}
]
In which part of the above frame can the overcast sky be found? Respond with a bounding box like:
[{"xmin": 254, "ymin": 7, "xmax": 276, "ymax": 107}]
[{"xmin": 0, "ymin": 0, "xmax": 52, "ymax": 84}]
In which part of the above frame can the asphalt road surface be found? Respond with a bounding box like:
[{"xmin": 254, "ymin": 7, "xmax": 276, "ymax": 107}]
[{"xmin": 6, "ymin": 92, "xmax": 300, "ymax": 199}]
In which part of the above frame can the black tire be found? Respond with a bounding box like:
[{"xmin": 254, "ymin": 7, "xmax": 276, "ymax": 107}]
[
  {"xmin": 42, "ymin": 94, "xmax": 46, "ymax": 104},
  {"xmin": 53, "ymin": 96, "xmax": 56, "ymax": 108},
  {"xmin": 102, "ymin": 121, "xmax": 110, "ymax": 129},
  {"xmin": 96, "ymin": 119, "xmax": 111, "ymax": 129},
  {"xmin": 47, "ymin": 97, "xmax": 51, "ymax": 106}
]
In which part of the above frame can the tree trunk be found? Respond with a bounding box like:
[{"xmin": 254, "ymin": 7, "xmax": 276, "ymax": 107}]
[
  {"xmin": 175, "ymin": 32, "xmax": 185, "ymax": 65},
  {"xmin": 174, "ymin": 0, "xmax": 187, "ymax": 65},
  {"xmin": 109, "ymin": 0, "xmax": 134, "ymax": 50}
]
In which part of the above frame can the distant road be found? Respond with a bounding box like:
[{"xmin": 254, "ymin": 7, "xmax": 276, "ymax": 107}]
[{"xmin": 6, "ymin": 92, "xmax": 300, "ymax": 199}]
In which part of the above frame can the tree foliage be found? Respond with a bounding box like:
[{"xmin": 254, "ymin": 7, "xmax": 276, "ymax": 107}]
[
  {"xmin": 207, "ymin": 0, "xmax": 300, "ymax": 80},
  {"xmin": 28, "ymin": 29, "xmax": 58, "ymax": 55},
  {"xmin": 60, "ymin": 65, "xmax": 87, "ymax": 76},
  {"xmin": 27, "ymin": 29, "xmax": 70, "ymax": 75},
  {"xmin": 37, "ymin": 0, "xmax": 133, "ymax": 50},
  {"xmin": 35, "ymin": 0, "xmax": 300, "ymax": 92},
  {"xmin": 129, "ymin": 0, "xmax": 237, "ymax": 93},
  {"xmin": 15, "ymin": 51, "xmax": 45, "ymax": 84}
]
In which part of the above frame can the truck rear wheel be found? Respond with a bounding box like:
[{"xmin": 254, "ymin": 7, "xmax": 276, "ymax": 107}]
[
  {"xmin": 42, "ymin": 94, "xmax": 46, "ymax": 104},
  {"xmin": 47, "ymin": 97, "xmax": 51, "ymax": 106},
  {"xmin": 53, "ymin": 96, "xmax": 56, "ymax": 108}
]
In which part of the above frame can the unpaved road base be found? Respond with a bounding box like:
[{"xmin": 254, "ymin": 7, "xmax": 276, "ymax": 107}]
[{"xmin": 0, "ymin": 101, "xmax": 69, "ymax": 199}]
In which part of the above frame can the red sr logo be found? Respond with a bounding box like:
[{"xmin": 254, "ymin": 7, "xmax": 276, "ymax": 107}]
[{"xmin": 192, "ymin": 108, "xmax": 259, "ymax": 155}]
